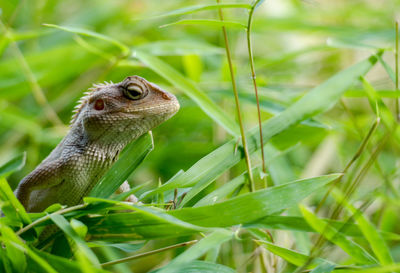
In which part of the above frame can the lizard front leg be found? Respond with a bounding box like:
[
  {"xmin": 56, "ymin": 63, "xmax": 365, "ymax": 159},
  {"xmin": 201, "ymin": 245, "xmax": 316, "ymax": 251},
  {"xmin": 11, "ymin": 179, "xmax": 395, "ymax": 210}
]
[
  {"xmin": 15, "ymin": 161, "xmax": 65, "ymax": 212},
  {"xmin": 116, "ymin": 181, "xmax": 138, "ymax": 203}
]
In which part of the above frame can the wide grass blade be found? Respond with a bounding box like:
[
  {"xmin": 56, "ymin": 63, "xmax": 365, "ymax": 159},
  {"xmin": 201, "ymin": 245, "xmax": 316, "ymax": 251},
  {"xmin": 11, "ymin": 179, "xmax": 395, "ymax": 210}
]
[
  {"xmin": 142, "ymin": 54, "xmax": 378, "ymax": 199},
  {"xmin": 89, "ymin": 132, "xmax": 154, "ymax": 198},
  {"xmin": 84, "ymin": 175, "xmax": 338, "ymax": 240},
  {"xmin": 169, "ymin": 174, "xmax": 340, "ymax": 227}
]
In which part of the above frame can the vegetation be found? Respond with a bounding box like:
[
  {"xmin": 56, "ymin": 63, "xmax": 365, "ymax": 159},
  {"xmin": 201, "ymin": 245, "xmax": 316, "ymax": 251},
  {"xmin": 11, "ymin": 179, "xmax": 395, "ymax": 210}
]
[{"xmin": 0, "ymin": 0, "xmax": 399, "ymax": 272}]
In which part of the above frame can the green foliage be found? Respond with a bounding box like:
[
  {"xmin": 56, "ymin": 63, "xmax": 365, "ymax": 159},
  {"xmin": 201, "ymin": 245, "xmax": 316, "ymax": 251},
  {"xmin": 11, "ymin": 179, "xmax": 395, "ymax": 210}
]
[{"xmin": 0, "ymin": 0, "xmax": 399, "ymax": 272}]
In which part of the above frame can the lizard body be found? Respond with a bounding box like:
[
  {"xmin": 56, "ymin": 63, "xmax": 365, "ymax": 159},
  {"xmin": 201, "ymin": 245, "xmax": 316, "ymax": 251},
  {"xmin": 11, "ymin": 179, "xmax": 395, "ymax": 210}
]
[{"xmin": 15, "ymin": 76, "xmax": 179, "ymax": 212}]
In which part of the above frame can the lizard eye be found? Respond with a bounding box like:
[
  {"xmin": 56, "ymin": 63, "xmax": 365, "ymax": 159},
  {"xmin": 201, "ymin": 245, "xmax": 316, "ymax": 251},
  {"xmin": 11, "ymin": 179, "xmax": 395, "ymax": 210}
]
[{"xmin": 124, "ymin": 84, "xmax": 145, "ymax": 100}]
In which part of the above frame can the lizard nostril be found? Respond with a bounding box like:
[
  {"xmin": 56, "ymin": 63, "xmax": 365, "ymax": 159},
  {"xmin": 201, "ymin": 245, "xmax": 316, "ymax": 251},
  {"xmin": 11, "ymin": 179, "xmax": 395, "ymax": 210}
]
[
  {"xmin": 94, "ymin": 99, "xmax": 105, "ymax": 110},
  {"xmin": 162, "ymin": 93, "xmax": 171, "ymax": 100}
]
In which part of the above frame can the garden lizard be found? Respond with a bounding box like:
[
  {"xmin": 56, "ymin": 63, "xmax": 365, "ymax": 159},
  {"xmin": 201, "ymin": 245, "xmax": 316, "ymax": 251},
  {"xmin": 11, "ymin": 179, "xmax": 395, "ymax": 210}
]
[{"xmin": 15, "ymin": 76, "xmax": 179, "ymax": 212}]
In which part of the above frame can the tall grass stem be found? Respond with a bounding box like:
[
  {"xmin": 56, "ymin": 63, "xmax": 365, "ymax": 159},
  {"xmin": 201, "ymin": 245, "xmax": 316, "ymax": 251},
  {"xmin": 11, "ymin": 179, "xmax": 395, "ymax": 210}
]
[
  {"xmin": 216, "ymin": 0, "xmax": 255, "ymax": 191},
  {"xmin": 246, "ymin": 0, "xmax": 267, "ymax": 187}
]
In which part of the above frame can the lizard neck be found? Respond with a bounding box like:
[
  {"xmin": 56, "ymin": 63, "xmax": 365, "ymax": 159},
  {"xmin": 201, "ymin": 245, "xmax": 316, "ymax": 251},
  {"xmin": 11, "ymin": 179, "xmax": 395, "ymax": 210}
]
[{"xmin": 60, "ymin": 122, "xmax": 131, "ymax": 165}]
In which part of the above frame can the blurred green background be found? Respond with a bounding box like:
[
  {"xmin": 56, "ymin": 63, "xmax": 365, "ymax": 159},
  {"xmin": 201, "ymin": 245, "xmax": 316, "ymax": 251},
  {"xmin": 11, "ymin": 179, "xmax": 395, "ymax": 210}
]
[{"xmin": 1, "ymin": 0, "xmax": 400, "ymax": 271}]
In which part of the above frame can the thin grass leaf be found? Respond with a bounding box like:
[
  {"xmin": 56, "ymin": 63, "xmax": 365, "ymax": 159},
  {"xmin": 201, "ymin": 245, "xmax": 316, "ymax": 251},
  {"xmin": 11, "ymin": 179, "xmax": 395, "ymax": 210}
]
[
  {"xmin": 133, "ymin": 50, "xmax": 239, "ymax": 136},
  {"xmin": 43, "ymin": 24, "xmax": 130, "ymax": 56},
  {"xmin": 194, "ymin": 170, "xmax": 247, "ymax": 207},
  {"xmin": 151, "ymin": 261, "xmax": 236, "ymax": 273},
  {"xmin": 299, "ymin": 205, "xmax": 377, "ymax": 264},
  {"xmin": 0, "ymin": 177, "xmax": 31, "ymax": 225},
  {"xmin": 244, "ymin": 215, "xmax": 400, "ymax": 241},
  {"xmin": 377, "ymin": 53, "xmax": 396, "ymax": 83},
  {"xmin": 155, "ymin": 230, "xmax": 232, "ymax": 273},
  {"xmin": 361, "ymin": 77, "xmax": 395, "ymax": 128},
  {"xmin": 136, "ymin": 40, "xmax": 224, "ymax": 56},
  {"xmin": 89, "ymin": 132, "xmax": 153, "ymax": 198},
  {"xmin": 310, "ymin": 262, "xmax": 336, "ymax": 273},
  {"xmin": 50, "ymin": 214, "xmax": 100, "ymax": 267},
  {"xmin": 84, "ymin": 198, "xmax": 209, "ymax": 241},
  {"xmin": 32, "ymin": 248, "xmax": 108, "ymax": 273},
  {"xmin": 0, "ymin": 224, "xmax": 27, "ymax": 272},
  {"xmin": 332, "ymin": 189, "xmax": 394, "ymax": 265},
  {"xmin": 142, "ymin": 54, "xmax": 377, "ymax": 200},
  {"xmin": 152, "ymin": 3, "xmax": 251, "ymax": 18},
  {"xmin": 338, "ymin": 264, "xmax": 400, "ymax": 273},
  {"xmin": 257, "ymin": 240, "xmax": 330, "ymax": 269},
  {"xmin": 160, "ymin": 19, "xmax": 247, "ymax": 29},
  {"xmin": 0, "ymin": 153, "xmax": 25, "ymax": 178},
  {"xmin": 0, "ymin": 224, "xmax": 57, "ymax": 273}
]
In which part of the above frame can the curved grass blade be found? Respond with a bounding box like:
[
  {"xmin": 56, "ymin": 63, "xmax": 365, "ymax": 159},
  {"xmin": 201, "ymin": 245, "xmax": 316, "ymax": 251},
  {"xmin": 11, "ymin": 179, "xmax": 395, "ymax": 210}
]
[
  {"xmin": 310, "ymin": 262, "xmax": 336, "ymax": 273},
  {"xmin": 0, "ymin": 152, "xmax": 25, "ymax": 178},
  {"xmin": 244, "ymin": 215, "xmax": 400, "ymax": 241},
  {"xmin": 42, "ymin": 24, "xmax": 130, "ymax": 56},
  {"xmin": 151, "ymin": 261, "xmax": 236, "ymax": 273},
  {"xmin": 0, "ymin": 224, "xmax": 56, "ymax": 273},
  {"xmin": 142, "ymin": 55, "xmax": 378, "ymax": 199},
  {"xmin": 160, "ymin": 19, "xmax": 247, "ymax": 29},
  {"xmin": 300, "ymin": 205, "xmax": 377, "ymax": 264},
  {"xmin": 257, "ymin": 240, "xmax": 331, "ymax": 269},
  {"xmin": 332, "ymin": 189, "xmax": 393, "ymax": 265},
  {"xmin": 152, "ymin": 3, "xmax": 251, "ymax": 18},
  {"xmin": 194, "ymin": 169, "xmax": 248, "ymax": 207},
  {"xmin": 0, "ymin": 177, "xmax": 31, "ymax": 225},
  {"xmin": 155, "ymin": 230, "xmax": 232, "ymax": 273},
  {"xmin": 50, "ymin": 214, "xmax": 100, "ymax": 268},
  {"xmin": 89, "ymin": 132, "xmax": 153, "ymax": 198},
  {"xmin": 133, "ymin": 50, "xmax": 239, "ymax": 136}
]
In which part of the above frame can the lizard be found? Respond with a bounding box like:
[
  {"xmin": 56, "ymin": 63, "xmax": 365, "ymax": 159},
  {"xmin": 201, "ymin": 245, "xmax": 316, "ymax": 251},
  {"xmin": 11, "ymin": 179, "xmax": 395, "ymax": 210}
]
[{"xmin": 15, "ymin": 75, "xmax": 179, "ymax": 212}]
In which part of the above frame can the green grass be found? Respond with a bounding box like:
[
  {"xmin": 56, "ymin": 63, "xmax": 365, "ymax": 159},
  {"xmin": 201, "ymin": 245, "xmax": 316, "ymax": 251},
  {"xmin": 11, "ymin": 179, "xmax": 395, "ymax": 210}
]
[{"xmin": 0, "ymin": 0, "xmax": 400, "ymax": 272}]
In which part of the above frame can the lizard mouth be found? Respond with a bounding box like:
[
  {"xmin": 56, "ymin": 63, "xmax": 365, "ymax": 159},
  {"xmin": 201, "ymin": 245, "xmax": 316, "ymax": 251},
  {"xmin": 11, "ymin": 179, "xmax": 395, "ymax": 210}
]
[{"xmin": 122, "ymin": 100, "xmax": 180, "ymax": 114}]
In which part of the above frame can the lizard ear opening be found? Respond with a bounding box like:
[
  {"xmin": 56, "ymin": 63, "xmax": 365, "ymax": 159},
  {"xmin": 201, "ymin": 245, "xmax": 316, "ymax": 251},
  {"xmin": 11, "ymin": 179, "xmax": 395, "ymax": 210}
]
[{"xmin": 94, "ymin": 99, "xmax": 105, "ymax": 110}]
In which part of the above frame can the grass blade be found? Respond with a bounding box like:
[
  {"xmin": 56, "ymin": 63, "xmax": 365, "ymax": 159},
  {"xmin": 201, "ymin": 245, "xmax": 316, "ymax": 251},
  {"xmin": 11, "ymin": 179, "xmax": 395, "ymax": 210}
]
[
  {"xmin": 332, "ymin": 189, "xmax": 394, "ymax": 265},
  {"xmin": 89, "ymin": 132, "xmax": 153, "ymax": 198},
  {"xmin": 257, "ymin": 240, "xmax": 330, "ymax": 269},
  {"xmin": 43, "ymin": 24, "xmax": 130, "ymax": 56},
  {"xmin": 300, "ymin": 205, "xmax": 377, "ymax": 264},
  {"xmin": 0, "ymin": 153, "xmax": 25, "ymax": 178},
  {"xmin": 169, "ymin": 174, "xmax": 341, "ymax": 227},
  {"xmin": 160, "ymin": 19, "xmax": 247, "ymax": 29},
  {"xmin": 156, "ymin": 230, "xmax": 232, "ymax": 273},
  {"xmin": 152, "ymin": 3, "xmax": 251, "ymax": 18}
]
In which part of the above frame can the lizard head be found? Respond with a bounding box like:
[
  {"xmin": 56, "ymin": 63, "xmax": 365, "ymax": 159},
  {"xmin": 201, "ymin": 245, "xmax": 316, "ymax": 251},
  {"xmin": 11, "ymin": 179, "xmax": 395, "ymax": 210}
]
[{"xmin": 71, "ymin": 76, "xmax": 180, "ymax": 144}]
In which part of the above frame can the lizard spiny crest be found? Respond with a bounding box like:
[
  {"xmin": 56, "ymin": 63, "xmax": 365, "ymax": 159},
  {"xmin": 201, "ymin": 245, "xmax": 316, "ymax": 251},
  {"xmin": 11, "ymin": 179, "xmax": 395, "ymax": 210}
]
[{"xmin": 70, "ymin": 81, "xmax": 114, "ymax": 125}]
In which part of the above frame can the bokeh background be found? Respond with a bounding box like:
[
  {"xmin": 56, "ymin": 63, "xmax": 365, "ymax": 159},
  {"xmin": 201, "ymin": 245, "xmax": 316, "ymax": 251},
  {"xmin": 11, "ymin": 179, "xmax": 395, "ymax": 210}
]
[{"xmin": 1, "ymin": 0, "xmax": 400, "ymax": 272}]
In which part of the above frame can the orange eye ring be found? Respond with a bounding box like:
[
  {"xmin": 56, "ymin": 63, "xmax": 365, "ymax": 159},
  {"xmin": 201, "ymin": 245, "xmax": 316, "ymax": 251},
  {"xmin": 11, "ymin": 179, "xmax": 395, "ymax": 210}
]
[{"xmin": 94, "ymin": 99, "xmax": 105, "ymax": 110}]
